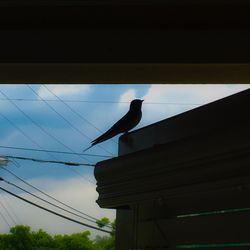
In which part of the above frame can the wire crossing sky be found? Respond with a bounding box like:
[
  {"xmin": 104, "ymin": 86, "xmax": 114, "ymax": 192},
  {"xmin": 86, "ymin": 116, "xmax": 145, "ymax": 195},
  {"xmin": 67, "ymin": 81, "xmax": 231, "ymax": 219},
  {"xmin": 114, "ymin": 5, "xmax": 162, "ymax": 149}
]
[
  {"xmin": 1, "ymin": 176, "xmax": 112, "ymax": 228},
  {"xmin": 0, "ymin": 186, "xmax": 112, "ymax": 234},
  {"xmin": 0, "ymin": 84, "xmax": 249, "ymax": 235}
]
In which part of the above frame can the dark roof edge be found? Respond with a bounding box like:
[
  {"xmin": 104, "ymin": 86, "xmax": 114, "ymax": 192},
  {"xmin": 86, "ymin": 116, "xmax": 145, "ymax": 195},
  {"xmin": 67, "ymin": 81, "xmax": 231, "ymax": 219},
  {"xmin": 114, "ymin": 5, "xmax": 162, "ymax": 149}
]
[
  {"xmin": 125, "ymin": 88, "xmax": 250, "ymax": 137},
  {"xmin": 2, "ymin": 0, "xmax": 250, "ymax": 6}
]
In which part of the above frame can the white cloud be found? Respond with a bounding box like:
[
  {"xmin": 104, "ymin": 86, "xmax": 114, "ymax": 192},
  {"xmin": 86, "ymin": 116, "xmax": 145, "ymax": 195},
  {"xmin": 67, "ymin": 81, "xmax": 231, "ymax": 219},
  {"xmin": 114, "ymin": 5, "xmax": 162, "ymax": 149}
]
[
  {"xmin": 119, "ymin": 89, "xmax": 136, "ymax": 104},
  {"xmin": 38, "ymin": 85, "xmax": 91, "ymax": 99},
  {"xmin": 141, "ymin": 84, "xmax": 250, "ymax": 125},
  {"xmin": 0, "ymin": 176, "xmax": 115, "ymax": 236},
  {"xmin": 117, "ymin": 89, "xmax": 138, "ymax": 119},
  {"xmin": 143, "ymin": 84, "xmax": 250, "ymax": 104}
]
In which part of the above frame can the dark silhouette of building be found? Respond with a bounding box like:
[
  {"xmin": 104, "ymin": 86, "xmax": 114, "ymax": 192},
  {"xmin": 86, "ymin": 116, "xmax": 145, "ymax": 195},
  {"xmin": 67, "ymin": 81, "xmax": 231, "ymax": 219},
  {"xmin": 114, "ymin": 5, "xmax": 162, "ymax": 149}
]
[
  {"xmin": 1, "ymin": 1, "xmax": 250, "ymax": 248},
  {"xmin": 1, "ymin": 0, "xmax": 250, "ymax": 83},
  {"xmin": 95, "ymin": 89, "xmax": 250, "ymax": 249}
]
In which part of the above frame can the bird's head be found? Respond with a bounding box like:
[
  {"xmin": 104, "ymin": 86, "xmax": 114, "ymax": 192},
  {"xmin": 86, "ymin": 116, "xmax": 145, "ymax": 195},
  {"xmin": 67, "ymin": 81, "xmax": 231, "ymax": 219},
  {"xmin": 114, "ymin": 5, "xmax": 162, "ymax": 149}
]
[{"xmin": 130, "ymin": 99, "xmax": 144, "ymax": 110}]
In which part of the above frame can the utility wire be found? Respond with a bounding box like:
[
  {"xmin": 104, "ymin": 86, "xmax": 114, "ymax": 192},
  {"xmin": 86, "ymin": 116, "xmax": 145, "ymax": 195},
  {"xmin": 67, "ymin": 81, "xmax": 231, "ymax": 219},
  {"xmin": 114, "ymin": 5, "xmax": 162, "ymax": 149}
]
[
  {"xmin": 27, "ymin": 85, "xmax": 114, "ymax": 156},
  {"xmin": 0, "ymin": 90, "xmax": 95, "ymax": 183},
  {"xmin": 0, "ymin": 103, "xmax": 72, "ymax": 161},
  {"xmin": 0, "ymin": 199, "xmax": 16, "ymax": 225},
  {"xmin": 0, "ymin": 111, "xmax": 55, "ymax": 158},
  {"xmin": 0, "ymin": 167, "xmax": 99, "ymax": 223},
  {"xmin": 0, "ymin": 145, "xmax": 111, "ymax": 158},
  {"xmin": 7, "ymin": 151, "xmax": 97, "ymax": 186},
  {"xmin": 0, "ymin": 89, "xmax": 92, "ymax": 165},
  {"xmin": 0, "ymin": 112, "xmax": 93, "ymax": 184},
  {"xmin": 0, "ymin": 192, "xmax": 21, "ymax": 225},
  {"xmin": 42, "ymin": 85, "xmax": 117, "ymax": 151},
  {"xmin": 0, "ymin": 109, "xmax": 69, "ymax": 176},
  {"xmin": 1, "ymin": 177, "xmax": 111, "ymax": 228},
  {"xmin": 11, "ymin": 159, "xmax": 21, "ymax": 168},
  {"xmin": 4, "ymin": 155, "xmax": 95, "ymax": 167},
  {"xmin": 0, "ymin": 210, "xmax": 11, "ymax": 229},
  {"xmin": 0, "ymin": 107, "xmax": 72, "ymax": 164},
  {"xmin": 0, "ymin": 186, "xmax": 112, "ymax": 234},
  {"xmin": 0, "ymin": 97, "xmax": 201, "ymax": 106},
  {"xmin": 43, "ymin": 85, "xmax": 118, "ymax": 147}
]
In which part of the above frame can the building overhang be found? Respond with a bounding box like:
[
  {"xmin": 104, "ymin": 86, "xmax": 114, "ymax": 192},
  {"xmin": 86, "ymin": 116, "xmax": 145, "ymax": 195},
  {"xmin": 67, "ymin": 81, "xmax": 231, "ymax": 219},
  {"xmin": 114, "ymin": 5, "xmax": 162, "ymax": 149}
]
[
  {"xmin": 95, "ymin": 89, "xmax": 250, "ymax": 208},
  {"xmin": 1, "ymin": 0, "xmax": 250, "ymax": 65}
]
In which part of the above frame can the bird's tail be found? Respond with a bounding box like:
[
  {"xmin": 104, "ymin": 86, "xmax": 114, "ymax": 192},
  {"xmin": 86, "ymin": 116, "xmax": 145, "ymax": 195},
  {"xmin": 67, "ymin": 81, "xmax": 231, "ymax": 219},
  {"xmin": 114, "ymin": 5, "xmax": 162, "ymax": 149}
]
[
  {"xmin": 83, "ymin": 130, "xmax": 117, "ymax": 153},
  {"xmin": 82, "ymin": 144, "xmax": 94, "ymax": 153}
]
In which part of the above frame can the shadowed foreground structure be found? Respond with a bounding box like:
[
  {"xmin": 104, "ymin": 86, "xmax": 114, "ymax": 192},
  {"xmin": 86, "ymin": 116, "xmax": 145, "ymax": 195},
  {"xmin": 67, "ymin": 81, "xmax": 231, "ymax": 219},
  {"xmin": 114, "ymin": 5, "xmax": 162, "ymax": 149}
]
[
  {"xmin": 95, "ymin": 89, "xmax": 250, "ymax": 249},
  {"xmin": 1, "ymin": 1, "xmax": 250, "ymax": 84}
]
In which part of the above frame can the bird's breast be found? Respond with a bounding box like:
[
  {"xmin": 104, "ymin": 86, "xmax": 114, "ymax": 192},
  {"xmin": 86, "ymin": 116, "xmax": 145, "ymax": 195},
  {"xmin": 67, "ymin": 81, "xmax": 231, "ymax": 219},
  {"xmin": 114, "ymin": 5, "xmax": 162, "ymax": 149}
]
[{"xmin": 125, "ymin": 111, "xmax": 142, "ymax": 131}]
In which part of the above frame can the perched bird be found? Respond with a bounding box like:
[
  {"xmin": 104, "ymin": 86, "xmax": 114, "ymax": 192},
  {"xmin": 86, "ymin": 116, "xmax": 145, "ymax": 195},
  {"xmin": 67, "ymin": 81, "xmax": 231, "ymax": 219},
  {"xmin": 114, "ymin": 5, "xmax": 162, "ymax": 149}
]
[{"xmin": 83, "ymin": 99, "xmax": 143, "ymax": 152}]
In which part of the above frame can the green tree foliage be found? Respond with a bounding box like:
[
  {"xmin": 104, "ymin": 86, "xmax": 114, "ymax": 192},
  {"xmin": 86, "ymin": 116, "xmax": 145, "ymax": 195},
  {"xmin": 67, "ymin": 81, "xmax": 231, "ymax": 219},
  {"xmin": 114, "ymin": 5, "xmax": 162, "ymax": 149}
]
[
  {"xmin": 8, "ymin": 225, "xmax": 33, "ymax": 250},
  {"xmin": 0, "ymin": 233, "xmax": 12, "ymax": 250},
  {"xmin": 31, "ymin": 229, "xmax": 54, "ymax": 250},
  {"xmin": 54, "ymin": 231, "xmax": 95, "ymax": 250},
  {"xmin": 0, "ymin": 219, "xmax": 115, "ymax": 250},
  {"xmin": 94, "ymin": 218, "xmax": 116, "ymax": 250},
  {"xmin": 94, "ymin": 235, "xmax": 115, "ymax": 250},
  {"xmin": 110, "ymin": 220, "xmax": 116, "ymax": 237},
  {"xmin": 95, "ymin": 217, "xmax": 110, "ymax": 228}
]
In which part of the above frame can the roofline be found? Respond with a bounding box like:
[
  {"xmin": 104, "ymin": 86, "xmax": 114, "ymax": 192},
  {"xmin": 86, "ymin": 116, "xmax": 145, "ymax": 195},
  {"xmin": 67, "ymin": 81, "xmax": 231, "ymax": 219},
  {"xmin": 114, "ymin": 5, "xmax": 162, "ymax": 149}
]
[{"xmin": 124, "ymin": 88, "xmax": 250, "ymax": 137}]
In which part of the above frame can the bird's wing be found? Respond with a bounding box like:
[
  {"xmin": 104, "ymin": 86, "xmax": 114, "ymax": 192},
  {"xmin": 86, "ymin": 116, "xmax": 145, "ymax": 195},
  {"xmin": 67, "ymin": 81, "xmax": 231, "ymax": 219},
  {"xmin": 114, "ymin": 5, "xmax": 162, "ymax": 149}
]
[
  {"xmin": 91, "ymin": 112, "xmax": 131, "ymax": 146},
  {"xmin": 91, "ymin": 129, "xmax": 118, "ymax": 146}
]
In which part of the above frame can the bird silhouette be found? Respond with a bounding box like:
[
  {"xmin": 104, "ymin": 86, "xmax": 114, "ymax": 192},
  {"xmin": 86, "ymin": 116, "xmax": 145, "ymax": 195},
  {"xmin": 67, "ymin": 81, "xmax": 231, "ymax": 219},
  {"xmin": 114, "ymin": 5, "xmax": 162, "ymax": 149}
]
[{"xmin": 83, "ymin": 99, "xmax": 143, "ymax": 152}]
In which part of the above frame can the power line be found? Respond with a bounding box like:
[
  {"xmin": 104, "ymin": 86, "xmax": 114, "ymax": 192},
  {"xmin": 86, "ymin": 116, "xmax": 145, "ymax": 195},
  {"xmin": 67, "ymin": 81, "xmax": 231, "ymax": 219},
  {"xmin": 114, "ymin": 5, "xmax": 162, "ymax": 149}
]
[
  {"xmin": 0, "ymin": 90, "xmax": 96, "ymax": 183},
  {"xmin": 1, "ymin": 177, "xmax": 112, "ymax": 228},
  {"xmin": 4, "ymin": 155, "xmax": 95, "ymax": 167},
  {"xmin": 0, "ymin": 210, "xmax": 11, "ymax": 229},
  {"xmin": 0, "ymin": 186, "xmax": 112, "ymax": 234},
  {"xmin": 0, "ymin": 110, "xmax": 94, "ymax": 184},
  {"xmin": 0, "ymin": 97, "xmax": 201, "ymax": 106},
  {"xmin": 42, "ymin": 85, "xmax": 106, "ymax": 133},
  {"xmin": 11, "ymin": 159, "xmax": 22, "ymax": 168},
  {"xmin": 0, "ymin": 110, "xmax": 81, "ymax": 176},
  {"xmin": 0, "ymin": 145, "xmax": 111, "ymax": 158},
  {"xmin": 0, "ymin": 108, "xmax": 67, "ymax": 172},
  {"xmin": 0, "ymin": 89, "xmax": 92, "ymax": 165},
  {"xmin": 27, "ymin": 85, "xmax": 114, "ymax": 156},
  {"xmin": 0, "ymin": 198, "xmax": 16, "ymax": 225},
  {"xmin": 43, "ymin": 85, "xmax": 118, "ymax": 147},
  {"xmin": 0, "ymin": 111, "xmax": 55, "ymax": 157},
  {"xmin": 0, "ymin": 192, "xmax": 22, "ymax": 225},
  {"xmin": 0, "ymin": 102, "xmax": 73, "ymax": 161},
  {"xmin": 0, "ymin": 167, "xmax": 99, "ymax": 223}
]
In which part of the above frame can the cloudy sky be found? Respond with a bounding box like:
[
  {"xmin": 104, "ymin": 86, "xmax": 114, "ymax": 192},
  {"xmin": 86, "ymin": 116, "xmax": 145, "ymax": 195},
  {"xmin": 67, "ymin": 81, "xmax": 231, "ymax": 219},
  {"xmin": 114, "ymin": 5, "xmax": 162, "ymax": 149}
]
[{"xmin": 0, "ymin": 84, "xmax": 249, "ymax": 236}]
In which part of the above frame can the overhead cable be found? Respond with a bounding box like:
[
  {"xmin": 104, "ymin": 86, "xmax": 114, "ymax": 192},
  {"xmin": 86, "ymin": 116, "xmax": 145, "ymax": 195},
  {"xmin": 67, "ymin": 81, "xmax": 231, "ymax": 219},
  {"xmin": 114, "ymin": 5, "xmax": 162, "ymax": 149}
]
[
  {"xmin": 0, "ymin": 167, "xmax": 98, "ymax": 222},
  {"xmin": 0, "ymin": 111, "xmax": 55, "ymax": 157},
  {"xmin": 0, "ymin": 111, "xmax": 89, "ymax": 180},
  {"xmin": 0, "ymin": 145, "xmax": 111, "ymax": 158},
  {"xmin": 0, "ymin": 89, "xmax": 92, "ymax": 164},
  {"xmin": 2, "ymin": 177, "xmax": 111, "ymax": 227},
  {"xmin": 0, "ymin": 199, "xmax": 16, "ymax": 225},
  {"xmin": 0, "ymin": 192, "xmax": 21, "ymax": 224},
  {"xmin": 0, "ymin": 97, "xmax": 201, "ymax": 105},
  {"xmin": 0, "ymin": 210, "xmax": 11, "ymax": 229},
  {"xmin": 3, "ymin": 155, "xmax": 95, "ymax": 167},
  {"xmin": 0, "ymin": 90, "xmax": 96, "ymax": 183},
  {"xmin": 0, "ymin": 186, "xmax": 112, "ymax": 234},
  {"xmin": 43, "ymin": 85, "xmax": 118, "ymax": 147},
  {"xmin": 27, "ymin": 85, "xmax": 114, "ymax": 156}
]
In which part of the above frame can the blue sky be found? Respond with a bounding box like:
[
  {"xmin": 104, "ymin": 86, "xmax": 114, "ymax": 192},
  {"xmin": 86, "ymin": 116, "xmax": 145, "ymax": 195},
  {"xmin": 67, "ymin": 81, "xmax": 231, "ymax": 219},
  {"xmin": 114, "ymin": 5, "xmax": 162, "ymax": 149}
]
[{"xmin": 0, "ymin": 84, "xmax": 249, "ymax": 236}]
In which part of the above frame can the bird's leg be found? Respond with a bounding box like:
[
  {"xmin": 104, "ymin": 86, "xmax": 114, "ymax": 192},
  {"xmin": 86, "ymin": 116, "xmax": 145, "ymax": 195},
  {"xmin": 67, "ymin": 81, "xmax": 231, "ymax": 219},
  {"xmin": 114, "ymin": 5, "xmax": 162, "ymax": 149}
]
[
  {"xmin": 120, "ymin": 131, "xmax": 129, "ymax": 142},
  {"xmin": 121, "ymin": 131, "xmax": 134, "ymax": 146}
]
